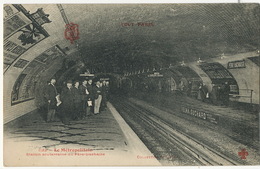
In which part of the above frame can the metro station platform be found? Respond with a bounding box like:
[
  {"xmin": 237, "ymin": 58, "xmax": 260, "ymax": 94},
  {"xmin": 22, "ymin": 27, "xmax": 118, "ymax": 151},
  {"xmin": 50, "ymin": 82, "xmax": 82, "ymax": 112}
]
[{"xmin": 4, "ymin": 103, "xmax": 161, "ymax": 166}]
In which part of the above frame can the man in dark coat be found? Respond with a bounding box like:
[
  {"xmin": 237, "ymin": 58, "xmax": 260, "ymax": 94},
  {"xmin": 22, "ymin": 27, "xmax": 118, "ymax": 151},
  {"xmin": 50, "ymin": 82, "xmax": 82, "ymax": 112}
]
[
  {"xmin": 187, "ymin": 81, "xmax": 193, "ymax": 97},
  {"xmin": 60, "ymin": 80, "xmax": 74, "ymax": 124},
  {"xmin": 79, "ymin": 79, "xmax": 88, "ymax": 119},
  {"xmin": 72, "ymin": 81, "xmax": 82, "ymax": 120},
  {"xmin": 105, "ymin": 81, "xmax": 110, "ymax": 101},
  {"xmin": 100, "ymin": 80, "xmax": 108, "ymax": 111},
  {"xmin": 222, "ymin": 81, "xmax": 230, "ymax": 106},
  {"xmin": 44, "ymin": 78, "xmax": 58, "ymax": 122},
  {"xmin": 210, "ymin": 84, "xmax": 219, "ymax": 105}
]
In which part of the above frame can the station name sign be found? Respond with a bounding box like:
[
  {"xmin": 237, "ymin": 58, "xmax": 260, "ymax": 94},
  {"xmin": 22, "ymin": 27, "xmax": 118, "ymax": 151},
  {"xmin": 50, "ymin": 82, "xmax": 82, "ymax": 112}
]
[
  {"xmin": 181, "ymin": 106, "xmax": 219, "ymax": 124},
  {"xmin": 227, "ymin": 60, "xmax": 246, "ymax": 69},
  {"xmin": 80, "ymin": 73, "xmax": 94, "ymax": 77},
  {"xmin": 148, "ymin": 72, "xmax": 163, "ymax": 77},
  {"xmin": 100, "ymin": 78, "xmax": 109, "ymax": 81}
]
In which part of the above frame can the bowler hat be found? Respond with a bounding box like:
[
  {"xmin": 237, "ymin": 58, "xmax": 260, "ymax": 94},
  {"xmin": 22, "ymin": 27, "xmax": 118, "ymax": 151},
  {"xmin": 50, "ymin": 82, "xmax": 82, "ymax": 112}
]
[{"xmin": 67, "ymin": 80, "xmax": 73, "ymax": 84}]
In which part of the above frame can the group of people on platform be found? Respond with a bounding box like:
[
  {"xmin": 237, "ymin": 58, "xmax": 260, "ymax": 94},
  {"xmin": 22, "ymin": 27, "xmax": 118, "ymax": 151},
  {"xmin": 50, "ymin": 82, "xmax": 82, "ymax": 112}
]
[
  {"xmin": 44, "ymin": 78, "xmax": 109, "ymax": 124},
  {"xmin": 196, "ymin": 82, "xmax": 230, "ymax": 106},
  {"xmin": 178, "ymin": 78, "xmax": 230, "ymax": 106}
]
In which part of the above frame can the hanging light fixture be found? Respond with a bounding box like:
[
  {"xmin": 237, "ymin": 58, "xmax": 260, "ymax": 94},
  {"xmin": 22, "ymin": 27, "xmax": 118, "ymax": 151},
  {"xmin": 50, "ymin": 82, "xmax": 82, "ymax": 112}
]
[
  {"xmin": 220, "ymin": 53, "xmax": 226, "ymax": 59},
  {"xmin": 180, "ymin": 56, "xmax": 186, "ymax": 66},
  {"xmin": 197, "ymin": 57, "xmax": 203, "ymax": 63}
]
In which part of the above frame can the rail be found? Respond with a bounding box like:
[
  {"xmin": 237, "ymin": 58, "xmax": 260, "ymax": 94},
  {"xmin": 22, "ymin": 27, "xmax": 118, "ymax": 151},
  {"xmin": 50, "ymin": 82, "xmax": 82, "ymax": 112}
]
[{"xmin": 115, "ymin": 100, "xmax": 244, "ymax": 165}]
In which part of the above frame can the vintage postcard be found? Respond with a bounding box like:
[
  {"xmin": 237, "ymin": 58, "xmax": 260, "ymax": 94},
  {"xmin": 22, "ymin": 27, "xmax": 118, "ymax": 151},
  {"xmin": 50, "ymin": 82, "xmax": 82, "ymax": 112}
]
[{"xmin": 2, "ymin": 3, "xmax": 260, "ymax": 167}]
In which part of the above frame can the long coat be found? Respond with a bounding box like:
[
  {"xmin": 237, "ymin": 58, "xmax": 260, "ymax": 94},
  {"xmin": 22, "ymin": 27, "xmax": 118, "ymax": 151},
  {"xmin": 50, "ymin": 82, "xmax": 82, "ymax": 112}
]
[
  {"xmin": 79, "ymin": 84, "xmax": 88, "ymax": 101},
  {"xmin": 44, "ymin": 84, "xmax": 58, "ymax": 109},
  {"xmin": 210, "ymin": 85, "xmax": 219, "ymax": 104},
  {"xmin": 101, "ymin": 85, "xmax": 108, "ymax": 101},
  {"xmin": 72, "ymin": 87, "xmax": 82, "ymax": 103},
  {"xmin": 60, "ymin": 87, "xmax": 74, "ymax": 115},
  {"xmin": 222, "ymin": 83, "xmax": 230, "ymax": 103}
]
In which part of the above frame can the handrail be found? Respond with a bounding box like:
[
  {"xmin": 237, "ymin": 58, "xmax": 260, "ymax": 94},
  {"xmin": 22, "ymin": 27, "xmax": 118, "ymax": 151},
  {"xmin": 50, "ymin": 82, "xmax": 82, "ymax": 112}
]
[{"xmin": 229, "ymin": 89, "xmax": 253, "ymax": 103}]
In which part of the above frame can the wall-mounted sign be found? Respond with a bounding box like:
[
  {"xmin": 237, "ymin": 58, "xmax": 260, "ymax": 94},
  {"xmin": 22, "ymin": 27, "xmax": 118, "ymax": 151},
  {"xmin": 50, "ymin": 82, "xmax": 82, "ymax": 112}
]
[
  {"xmin": 11, "ymin": 45, "xmax": 65, "ymax": 105},
  {"xmin": 13, "ymin": 59, "xmax": 29, "ymax": 68},
  {"xmin": 11, "ymin": 74, "xmax": 28, "ymax": 103},
  {"xmin": 227, "ymin": 60, "xmax": 246, "ymax": 69},
  {"xmin": 34, "ymin": 45, "xmax": 66, "ymax": 64},
  {"xmin": 4, "ymin": 24, "xmax": 47, "ymax": 68},
  {"xmin": 80, "ymin": 73, "xmax": 95, "ymax": 77},
  {"xmin": 4, "ymin": 11, "xmax": 31, "ymax": 39},
  {"xmin": 4, "ymin": 5, "xmax": 16, "ymax": 17},
  {"xmin": 100, "ymin": 78, "xmax": 110, "ymax": 81},
  {"xmin": 3, "ymin": 4, "xmax": 50, "ymax": 72},
  {"xmin": 148, "ymin": 72, "xmax": 163, "ymax": 77}
]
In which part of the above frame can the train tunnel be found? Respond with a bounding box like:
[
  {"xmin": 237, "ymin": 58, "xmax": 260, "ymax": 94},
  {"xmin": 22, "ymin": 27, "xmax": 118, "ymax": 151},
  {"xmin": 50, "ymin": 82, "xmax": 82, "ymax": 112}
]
[{"xmin": 3, "ymin": 4, "xmax": 260, "ymax": 166}]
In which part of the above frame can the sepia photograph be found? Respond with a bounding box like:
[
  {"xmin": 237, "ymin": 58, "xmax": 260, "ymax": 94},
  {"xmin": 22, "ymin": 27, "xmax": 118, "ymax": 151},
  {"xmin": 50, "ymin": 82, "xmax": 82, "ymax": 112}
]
[{"xmin": 2, "ymin": 2, "xmax": 260, "ymax": 167}]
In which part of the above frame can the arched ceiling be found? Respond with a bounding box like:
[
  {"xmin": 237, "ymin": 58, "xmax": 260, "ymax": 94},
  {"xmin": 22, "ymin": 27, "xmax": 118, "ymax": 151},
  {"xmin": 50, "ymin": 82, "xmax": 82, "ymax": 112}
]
[{"xmin": 6, "ymin": 4, "xmax": 260, "ymax": 74}]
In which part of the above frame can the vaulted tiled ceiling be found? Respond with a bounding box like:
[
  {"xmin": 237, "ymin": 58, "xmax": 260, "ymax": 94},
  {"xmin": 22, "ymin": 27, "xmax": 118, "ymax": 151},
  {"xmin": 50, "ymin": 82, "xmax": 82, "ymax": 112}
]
[{"xmin": 17, "ymin": 4, "xmax": 260, "ymax": 74}]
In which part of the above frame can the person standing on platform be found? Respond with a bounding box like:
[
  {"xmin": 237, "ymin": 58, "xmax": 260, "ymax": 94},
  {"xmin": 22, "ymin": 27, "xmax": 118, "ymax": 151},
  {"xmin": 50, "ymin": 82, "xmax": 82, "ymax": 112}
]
[
  {"xmin": 72, "ymin": 81, "xmax": 82, "ymax": 120},
  {"xmin": 106, "ymin": 81, "xmax": 110, "ymax": 101},
  {"xmin": 86, "ymin": 79, "xmax": 94, "ymax": 116},
  {"xmin": 222, "ymin": 81, "xmax": 230, "ymax": 106},
  {"xmin": 210, "ymin": 84, "xmax": 219, "ymax": 105},
  {"xmin": 44, "ymin": 78, "xmax": 58, "ymax": 122},
  {"xmin": 93, "ymin": 81, "xmax": 102, "ymax": 114},
  {"xmin": 101, "ymin": 80, "xmax": 108, "ymax": 111},
  {"xmin": 79, "ymin": 79, "xmax": 88, "ymax": 119},
  {"xmin": 179, "ymin": 77, "xmax": 188, "ymax": 95},
  {"xmin": 187, "ymin": 81, "xmax": 193, "ymax": 97},
  {"xmin": 197, "ymin": 83, "xmax": 208, "ymax": 102},
  {"xmin": 100, "ymin": 81, "xmax": 105, "ymax": 111},
  {"xmin": 60, "ymin": 80, "xmax": 74, "ymax": 124}
]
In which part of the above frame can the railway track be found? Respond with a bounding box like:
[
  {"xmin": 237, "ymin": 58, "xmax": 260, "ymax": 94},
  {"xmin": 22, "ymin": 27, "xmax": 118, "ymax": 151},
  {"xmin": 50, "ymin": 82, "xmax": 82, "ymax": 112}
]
[
  {"xmin": 138, "ymin": 93, "xmax": 257, "ymax": 126},
  {"xmin": 113, "ymin": 99, "xmax": 244, "ymax": 166},
  {"xmin": 114, "ymin": 101, "xmax": 199, "ymax": 165},
  {"xmin": 132, "ymin": 93, "xmax": 259, "ymax": 149}
]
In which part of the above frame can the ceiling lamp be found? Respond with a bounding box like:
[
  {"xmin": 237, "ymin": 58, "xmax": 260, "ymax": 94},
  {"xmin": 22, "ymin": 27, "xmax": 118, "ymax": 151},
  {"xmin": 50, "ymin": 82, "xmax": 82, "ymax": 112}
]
[
  {"xmin": 180, "ymin": 56, "xmax": 186, "ymax": 66},
  {"xmin": 220, "ymin": 53, "xmax": 226, "ymax": 59},
  {"xmin": 180, "ymin": 61, "xmax": 186, "ymax": 66},
  {"xmin": 197, "ymin": 57, "xmax": 204, "ymax": 63}
]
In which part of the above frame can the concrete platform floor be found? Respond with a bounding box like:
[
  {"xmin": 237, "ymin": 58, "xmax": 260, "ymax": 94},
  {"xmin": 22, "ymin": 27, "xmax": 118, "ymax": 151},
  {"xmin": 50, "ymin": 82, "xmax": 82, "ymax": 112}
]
[{"xmin": 4, "ymin": 103, "xmax": 161, "ymax": 166}]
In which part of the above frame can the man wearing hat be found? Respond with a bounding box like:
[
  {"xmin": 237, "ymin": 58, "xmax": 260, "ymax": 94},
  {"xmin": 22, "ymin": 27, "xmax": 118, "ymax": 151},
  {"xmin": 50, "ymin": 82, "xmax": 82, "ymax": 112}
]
[
  {"xmin": 44, "ymin": 78, "xmax": 58, "ymax": 122},
  {"xmin": 60, "ymin": 80, "xmax": 74, "ymax": 124},
  {"xmin": 79, "ymin": 79, "xmax": 88, "ymax": 119}
]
